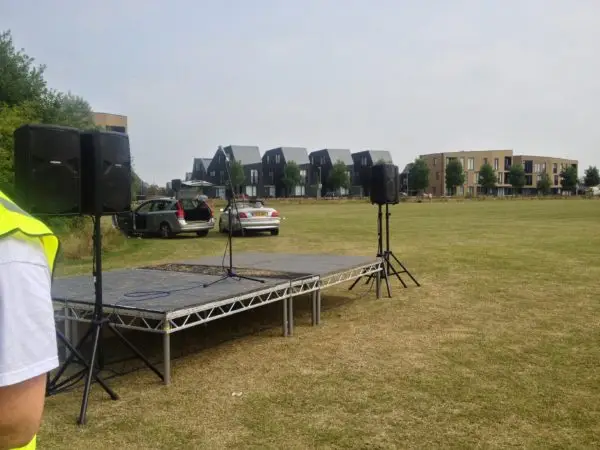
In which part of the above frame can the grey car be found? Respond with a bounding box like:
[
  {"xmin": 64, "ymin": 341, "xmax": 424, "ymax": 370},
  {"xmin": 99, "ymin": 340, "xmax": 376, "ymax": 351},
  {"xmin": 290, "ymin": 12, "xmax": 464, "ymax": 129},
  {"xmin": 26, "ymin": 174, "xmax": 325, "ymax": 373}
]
[{"xmin": 113, "ymin": 197, "xmax": 215, "ymax": 238}]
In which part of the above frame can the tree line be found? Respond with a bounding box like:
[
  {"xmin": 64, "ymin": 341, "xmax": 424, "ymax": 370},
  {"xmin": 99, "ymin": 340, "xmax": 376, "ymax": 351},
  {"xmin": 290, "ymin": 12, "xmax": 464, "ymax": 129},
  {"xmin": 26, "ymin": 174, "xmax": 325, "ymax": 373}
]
[
  {"xmin": 0, "ymin": 30, "xmax": 143, "ymax": 199},
  {"xmin": 406, "ymin": 156, "xmax": 599, "ymax": 196}
]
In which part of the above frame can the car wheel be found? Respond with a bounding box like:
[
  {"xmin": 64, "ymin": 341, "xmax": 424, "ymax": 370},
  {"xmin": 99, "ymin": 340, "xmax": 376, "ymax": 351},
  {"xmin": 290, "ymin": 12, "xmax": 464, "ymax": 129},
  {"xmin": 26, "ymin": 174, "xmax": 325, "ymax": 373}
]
[
  {"xmin": 159, "ymin": 222, "xmax": 173, "ymax": 238},
  {"xmin": 196, "ymin": 230, "xmax": 209, "ymax": 237},
  {"xmin": 270, "ymin": 228, "xmax": 279, "ymax": 236}
]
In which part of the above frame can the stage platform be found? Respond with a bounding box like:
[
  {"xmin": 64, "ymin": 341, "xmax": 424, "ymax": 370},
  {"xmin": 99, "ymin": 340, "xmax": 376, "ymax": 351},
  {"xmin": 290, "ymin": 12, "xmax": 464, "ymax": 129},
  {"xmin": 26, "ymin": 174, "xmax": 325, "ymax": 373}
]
[{"xmin": 52, "ymin": 253, "xmax": 382, "ymax": 384}]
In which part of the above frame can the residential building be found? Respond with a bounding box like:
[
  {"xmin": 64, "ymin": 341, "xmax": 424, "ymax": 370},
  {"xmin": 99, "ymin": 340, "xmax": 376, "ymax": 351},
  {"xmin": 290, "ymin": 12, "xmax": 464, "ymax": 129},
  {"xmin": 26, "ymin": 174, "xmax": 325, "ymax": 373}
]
[
  {"xmin": 309, "ymin": 148, "xmax": 354, "ymax": 196},
  {"xmin": 512, "ymin": 155, "xmax": 578, "ymax": 195},
  {"xmin": 351, "ymin": 150, "xmax": 394, "ymax": 196},
  {"xmin": 419, "ymin": 149, "xmax": 578, "ymax": 196},
  {"xmin": 93, "ymin": 112, "xmax": 127, "ymax": 133},
  {"xmin": 399, "ymin": 163, "xmax": 414, "ymax": 194},
  {"xmin": 206, "ymin": 145, "xmax": 262, "ymax": 198},
  {"xmin": 262, "ymin": 147, "xmax": 310, "ymax": 197},
  {"xmin": 191, "ymin": 158, "xmax": 213, "ymax": 181}
]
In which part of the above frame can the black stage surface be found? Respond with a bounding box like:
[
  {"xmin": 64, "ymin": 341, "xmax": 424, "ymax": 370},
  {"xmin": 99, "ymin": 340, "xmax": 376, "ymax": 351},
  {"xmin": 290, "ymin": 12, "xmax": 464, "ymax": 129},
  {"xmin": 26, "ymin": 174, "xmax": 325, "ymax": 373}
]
[{"xmin": 52, "ymin": 253, "xmax": 377, "ymax": 313}]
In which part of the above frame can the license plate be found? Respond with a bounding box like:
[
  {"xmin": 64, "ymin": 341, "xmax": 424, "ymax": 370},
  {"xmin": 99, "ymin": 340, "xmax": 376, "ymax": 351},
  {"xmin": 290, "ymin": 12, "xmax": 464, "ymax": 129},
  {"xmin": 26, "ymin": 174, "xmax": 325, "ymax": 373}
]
[{"xmin": 253, "ymin": 211, "xmax": 267, "ymax": 217}]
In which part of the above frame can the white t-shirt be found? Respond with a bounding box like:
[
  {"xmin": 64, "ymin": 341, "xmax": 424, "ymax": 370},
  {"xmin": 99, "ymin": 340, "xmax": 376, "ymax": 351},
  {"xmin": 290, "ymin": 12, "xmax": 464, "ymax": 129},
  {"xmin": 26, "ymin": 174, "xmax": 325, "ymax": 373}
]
[{"xmin": 0, "ymin": 236, "xmax": 59, "ymax": 387}]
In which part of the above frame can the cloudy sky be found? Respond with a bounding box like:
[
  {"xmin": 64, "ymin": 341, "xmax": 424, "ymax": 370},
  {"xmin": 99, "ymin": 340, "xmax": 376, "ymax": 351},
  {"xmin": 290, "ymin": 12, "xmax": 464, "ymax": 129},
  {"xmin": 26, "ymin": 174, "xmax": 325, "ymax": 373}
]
[{"xmin": 3, "ymin": 0, "xmax": 599, "ymax": 185}]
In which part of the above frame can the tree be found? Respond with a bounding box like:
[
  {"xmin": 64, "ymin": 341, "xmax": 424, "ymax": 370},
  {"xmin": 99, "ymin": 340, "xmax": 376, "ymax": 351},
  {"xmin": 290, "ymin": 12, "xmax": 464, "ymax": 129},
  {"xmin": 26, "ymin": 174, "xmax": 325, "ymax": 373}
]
[
  {"xmin": 329, "ymin": 159, "xmax": 350, "ymax": 191},
  {"xmin": 281, "ymin": 161, "xmax": 301, "ymax": 197},
  {"xmin": 478, "ymin": 163, "xmax": 496, "ymax": 194},
  {"xmin": 537, "ymin": 172, "xmax": 551, "ymax": 195},
  {"xmin": 560, "ymin": 165, "xmax": 578, "ymax": 193},
  {"xmin": 407, "ymin": 158, "xmax": 429, "ymax": 194},
  {"xmin": 509, "ymin": 164, "xmax": 526, "ymax": 194},
  {"xmin": 229, "ymin": 160, "xmax": 246, "ymax": 193},
  {"xmin": 583, "ymin": 166, "xmax": 600, "ymax": 187},
  {"xmin": 445, "ymin": 159, "xmax": 465, "ymax": 195}
]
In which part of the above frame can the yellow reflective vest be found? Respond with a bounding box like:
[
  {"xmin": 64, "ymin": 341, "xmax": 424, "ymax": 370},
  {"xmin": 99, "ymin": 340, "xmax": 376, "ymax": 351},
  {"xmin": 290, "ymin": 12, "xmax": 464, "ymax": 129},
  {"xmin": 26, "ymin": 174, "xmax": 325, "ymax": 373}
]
[{"xmin": 0, "ymin": 190, "xmax": 59, "ymax": 450}]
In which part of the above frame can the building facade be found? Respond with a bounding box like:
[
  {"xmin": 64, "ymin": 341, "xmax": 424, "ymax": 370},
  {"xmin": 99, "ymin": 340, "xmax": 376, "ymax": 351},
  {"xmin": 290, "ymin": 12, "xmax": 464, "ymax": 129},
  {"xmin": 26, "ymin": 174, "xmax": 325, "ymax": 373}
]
[
  {"xmin": 309, "ymin": 149, "xmax": 355, "ymax": 196},
  {"xmin": 351, "ymin": 150, "xmax": 394, "ymax": 196},
  {"xmin": 205, "ymin": 145, "xmax": 263, "ymax": 198},
  {"xmin": 419, "ymin": 149, "xmax": 577, "ymax": 196},
  {"xmin": 93, "ymin": 112, "xmax": 127, "ymax": 133},
  {"xmin": 262, "ymin": 147, "xmax": 310, "ymax": 197}
]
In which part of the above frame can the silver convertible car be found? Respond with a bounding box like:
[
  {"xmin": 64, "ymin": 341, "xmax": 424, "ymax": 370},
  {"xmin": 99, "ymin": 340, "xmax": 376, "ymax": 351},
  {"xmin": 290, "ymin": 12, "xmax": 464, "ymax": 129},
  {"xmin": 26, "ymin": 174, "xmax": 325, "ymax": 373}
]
[{"xmin": 219, "ymin": 199, "xmax": 281, "ymax": 235}]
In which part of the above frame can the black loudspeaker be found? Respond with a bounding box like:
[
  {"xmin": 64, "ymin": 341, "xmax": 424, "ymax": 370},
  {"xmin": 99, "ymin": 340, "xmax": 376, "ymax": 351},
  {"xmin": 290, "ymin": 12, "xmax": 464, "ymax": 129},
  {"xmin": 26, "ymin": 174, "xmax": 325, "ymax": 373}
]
[
  {"xmin": 171, "ymin": 179, "xmax": 182, "ymax": 191},
  {"xmin": 370, "ymin": 163, "xmax": 400, "ymax": 205},
  {"xmin": 80, "ymin": 130, "xmax": 132, "ymax": 215},
  {"xmin": 13, "ymin": 124, "xmax": 82, "ymax": 214}
]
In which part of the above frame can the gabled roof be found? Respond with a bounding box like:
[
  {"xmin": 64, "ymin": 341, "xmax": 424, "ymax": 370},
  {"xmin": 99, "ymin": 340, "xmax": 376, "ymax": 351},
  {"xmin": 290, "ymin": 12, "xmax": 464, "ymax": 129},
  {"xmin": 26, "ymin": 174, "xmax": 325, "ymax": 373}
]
[
  {"xmin": 193, "ymin": 157, "xmax": 212, "ymax": 170},
  {"xmin": 324, "ymin": 148, "xmax": 353, "ymax": 166},
  {"xmin": 280, "ymin": 147, "xmax": 309, "ymax": 165},
  {"xmin": 401, "ymin": 163, "xmax": 413, "ymax": 174},
  {"xmin": 368, "ymin": 150, "xmax": 393, "ymax": 164},
  {"xmin": 226, "ymin": 145, "xmax": 261, "ymax": 165}
]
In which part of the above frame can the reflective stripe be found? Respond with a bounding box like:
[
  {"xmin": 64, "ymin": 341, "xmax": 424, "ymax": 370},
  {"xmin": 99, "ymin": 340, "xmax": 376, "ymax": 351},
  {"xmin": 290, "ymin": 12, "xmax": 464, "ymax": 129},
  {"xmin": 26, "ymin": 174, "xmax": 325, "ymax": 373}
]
[{"xmin": 0, "ymin": 196, "xmax": 30, "ymax": 217}]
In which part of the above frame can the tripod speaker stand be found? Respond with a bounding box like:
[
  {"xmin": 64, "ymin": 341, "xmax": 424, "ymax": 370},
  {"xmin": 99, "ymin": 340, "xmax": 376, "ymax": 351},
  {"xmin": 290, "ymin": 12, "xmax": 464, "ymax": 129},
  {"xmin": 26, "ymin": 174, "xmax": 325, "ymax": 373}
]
[
  {"xmin": 203, "ymin": 146, "xmax": 265, "ymax": 288},
  {"xmin": 349, "ymin": 163, "xmax": 420, "ymax": 296}
]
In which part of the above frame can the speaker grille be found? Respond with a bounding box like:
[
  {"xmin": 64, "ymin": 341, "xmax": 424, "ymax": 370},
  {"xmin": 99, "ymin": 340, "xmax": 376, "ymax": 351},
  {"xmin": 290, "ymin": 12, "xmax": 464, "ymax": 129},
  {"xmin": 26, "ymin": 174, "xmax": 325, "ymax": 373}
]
[
  {"xmin": 370, "ymin": 164, "xmax": 400, "ymax": 205},
  {"xmin": 13, "ymin": 124, "xmax": 82, "ymax": 214}
]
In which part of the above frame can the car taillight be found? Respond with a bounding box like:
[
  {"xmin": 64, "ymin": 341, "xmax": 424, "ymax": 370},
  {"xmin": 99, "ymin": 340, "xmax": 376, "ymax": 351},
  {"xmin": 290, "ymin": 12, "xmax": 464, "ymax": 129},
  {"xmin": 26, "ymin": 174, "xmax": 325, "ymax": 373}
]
[
  {"xmin": 176, "ymin": 201, "xmax": 185, "ymax": 220},
  {"xmin": 271, "ymin": 210, "xmax": 279, "ymax": 217},
  {"xmin": 238, "ymin": 212, "xmax": 248, "ymax": 218}
]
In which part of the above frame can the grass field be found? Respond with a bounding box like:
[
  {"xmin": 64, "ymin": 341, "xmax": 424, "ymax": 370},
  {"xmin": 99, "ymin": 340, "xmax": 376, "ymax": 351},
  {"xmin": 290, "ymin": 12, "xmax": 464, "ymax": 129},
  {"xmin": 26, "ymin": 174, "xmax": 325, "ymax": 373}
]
[{"xmin": 42, "ymin": 199, "xmax": 600, "ymax": 449}]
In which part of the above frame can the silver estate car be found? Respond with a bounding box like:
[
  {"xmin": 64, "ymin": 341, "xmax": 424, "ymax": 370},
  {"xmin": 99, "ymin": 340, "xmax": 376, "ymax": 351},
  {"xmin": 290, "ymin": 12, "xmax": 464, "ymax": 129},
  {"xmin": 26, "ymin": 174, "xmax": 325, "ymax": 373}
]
[
  {"xmin": 113, "ymin": 197, "xmax": 215, "ymax": 238},
  {"xmin": 218, "ymin": 199, "xmax": 281, "ymax": 235}
]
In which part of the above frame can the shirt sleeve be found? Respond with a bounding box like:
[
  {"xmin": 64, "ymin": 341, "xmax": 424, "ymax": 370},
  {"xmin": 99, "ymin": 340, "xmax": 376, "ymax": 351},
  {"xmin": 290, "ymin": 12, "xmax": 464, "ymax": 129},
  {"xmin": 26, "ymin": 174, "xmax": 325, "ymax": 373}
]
[{"xmin": 0, "ymin": 239, "xmax": 59, "ymax": 387}]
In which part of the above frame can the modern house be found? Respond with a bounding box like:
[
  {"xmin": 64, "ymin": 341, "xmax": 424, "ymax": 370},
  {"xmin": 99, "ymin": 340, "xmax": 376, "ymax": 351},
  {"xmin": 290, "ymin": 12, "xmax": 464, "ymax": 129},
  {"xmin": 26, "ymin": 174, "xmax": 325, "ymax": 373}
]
[
  {"xmin": 399, "ymin": 163, "xmax": 414, "ymax": 195},
  {"xmin": 419, "ymin": 149, "xmax": 578, "ymax": 196},
  {"xmin": 262, "ymin": 147, "xmax": 310, "ymax": 197},
  {"xmin": 191, "ymin": 158, "xmax": 212, "ymax": 181},
  {"xmin": 351, "ymin": 150, "xmax": 394, "ymax": 196},
  {"xmin": 309, "ymin": 148, "xmax": 354, "ymax": 196},
  {"xmin": 205, "ymin": 145, "xmax": 262, "ymax": 198}
]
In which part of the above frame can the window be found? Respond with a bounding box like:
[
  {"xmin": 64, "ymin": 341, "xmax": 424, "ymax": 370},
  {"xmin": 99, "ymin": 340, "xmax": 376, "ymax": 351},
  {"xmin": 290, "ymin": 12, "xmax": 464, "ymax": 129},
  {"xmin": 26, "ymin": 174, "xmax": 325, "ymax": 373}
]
[
  {"xmin": 541, "ymin": 163, "xmax": 546, "ymax": 172},
  {"xmin": 275, "ymin": 154, "xmax": 281, "ymax": 164},
  {"xmin": 300, "ymin": 169, "xmax": 307, "ymax": 184},
  {"xmin": 346, "ymin": 171, "xmax": 352, "ymax": 183},
  {"xmin": 266, "ymin": 155, "xmax": 270, "ymax": 164},
  {"xmin": 195, "ymin": 161, "xmax": 202, "ymax": 171},
  {"xmin": 497, "ymin": 172, "xmax": 503, "ymax": 184},
  {"xmin": 137, "ymin": 202, "xmax": 153, "ymax": 213},
  {"xmin": 484, "ymin": 158, "xmax": 488, "ymax": 165},
  {"xmin": 468, "ymin": 158, "xmax": 474, "ymax": 170},
  {"xmin": 250, "ymin": 169, "xmax": 259, "ymax": 184},
  {"xmin": 433, "ymin": 158, "xmax": 438, "ymax": 166},
  {"xmin": 525, "ymin": 175, "xmax": 533, "ymax": 185},
  {"xmin": 268, "ymin": 169, "xmax": 274, "ymax": 182},
  {"xmin": 361, "ymin": 156, "xmax": 368, "ymax": 166},
  {"xmin": 524, "ymin": 160, "xmax": 533, "ymax": 174},
  {"xmin": 474, "ymin": 172, "xmax": 479, "ymax": 184},
  {"xmin": 294, "ymin": 185, "xmax": 305, "ymax": 196},
  {"xmin": 554, "ymin": 175, "xmax": 559, "ymax": 185},
  {"xmin": 220, "ymin": 170, "xmax": 224, "ymax": 183},
  {"xmin": 494, "ymin": 158, "xmax": 499, "ymax": 170},
  {"xmin": 210, "ymin": 170, "xmax": 215, "ymax": 177},
  {"xmin": 460, "ymin": 158, "xmax": 465, "ymax": 169},
  {"xmin": 553, "ymin": 163, "xmax": 558, "ymax": 174},
  {"xmin": 464, "ymin": 172, "xmax": 468, "ymax": 184}
]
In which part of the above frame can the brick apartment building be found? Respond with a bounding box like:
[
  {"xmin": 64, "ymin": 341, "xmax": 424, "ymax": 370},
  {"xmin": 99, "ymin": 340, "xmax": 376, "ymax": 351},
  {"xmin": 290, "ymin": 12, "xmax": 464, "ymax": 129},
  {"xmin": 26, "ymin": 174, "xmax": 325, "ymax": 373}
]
[
  {"xmin": 92, "ymin": 112, "xmax": 128, "ymax": 133},
  {"xmin": 420, "ymin": 150, "xmax": 577, "ymax": 196}
]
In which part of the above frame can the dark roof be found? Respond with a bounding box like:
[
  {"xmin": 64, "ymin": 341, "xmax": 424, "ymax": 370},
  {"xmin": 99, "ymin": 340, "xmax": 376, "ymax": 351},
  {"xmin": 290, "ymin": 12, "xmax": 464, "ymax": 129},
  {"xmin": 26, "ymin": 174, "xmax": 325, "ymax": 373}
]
[
  {"xmin": 368, "ymin": 150, "xmax": 393, "ymax": 164},
  {"xmin": 325, "ymin": 148, "xmax": 353, "ymax": 165},
  {"xmin": 280, "ymin": 147, "xmax": 309, "ymax": 165},
  {"xmin": 226, "ymin": 145, "xmax": 261, "ymax": 165}
]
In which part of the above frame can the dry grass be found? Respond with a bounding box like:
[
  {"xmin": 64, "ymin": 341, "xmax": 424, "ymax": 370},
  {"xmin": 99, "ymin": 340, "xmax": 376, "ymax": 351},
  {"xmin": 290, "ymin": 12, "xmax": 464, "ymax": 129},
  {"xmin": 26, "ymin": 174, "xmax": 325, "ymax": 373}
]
[{"xmin": 44, "ymin": 199, "xmax": 600, "ymax": 449}]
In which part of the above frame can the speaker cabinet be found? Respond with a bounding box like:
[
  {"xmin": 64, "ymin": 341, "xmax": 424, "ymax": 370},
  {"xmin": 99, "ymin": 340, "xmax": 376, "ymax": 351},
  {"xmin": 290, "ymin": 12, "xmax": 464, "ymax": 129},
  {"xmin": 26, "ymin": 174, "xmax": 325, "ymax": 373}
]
[
  {"xmin": 370, "ymin": 163, "xmax": 400, "ymax": 205},
  {"xmin": 13, "ymin": 124, "xmax": 82, "ymax": 215},
  {"xmin": 80, "ymin": 131, "xmax": 132, "ymax": 215}
]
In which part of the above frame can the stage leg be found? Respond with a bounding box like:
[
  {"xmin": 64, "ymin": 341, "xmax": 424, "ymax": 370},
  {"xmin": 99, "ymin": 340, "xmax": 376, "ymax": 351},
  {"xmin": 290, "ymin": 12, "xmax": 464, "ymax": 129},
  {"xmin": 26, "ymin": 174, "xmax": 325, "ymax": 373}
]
[
  {"xmin": 162, "ymin": 328, "xmax": 171, "ymax": 386},
  {"xmin": 287, "ymin": 297, "xmax": 294, "ymax": 337},
  {"xmin": 282, "ymin": 298, "xmax": 289, "ymax": 337},
  {"xmin": 376, "ymin": 266, "xmax": 382, "ymax": 299},
  {"xmin": 316, "ymin": 290, "xmax": 321, "ymax": 325},
  {"xmin": 311, "ymin": 291, "xmax": 318, "ymax": 326}
]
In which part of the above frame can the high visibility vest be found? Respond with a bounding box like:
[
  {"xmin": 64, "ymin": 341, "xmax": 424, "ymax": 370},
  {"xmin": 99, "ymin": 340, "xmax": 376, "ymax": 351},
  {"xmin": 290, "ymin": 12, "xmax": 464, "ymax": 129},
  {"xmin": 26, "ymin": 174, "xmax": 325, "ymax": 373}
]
[{"xmin": 0, "ymin": 190, "xmax": 60, "ymax": 450}]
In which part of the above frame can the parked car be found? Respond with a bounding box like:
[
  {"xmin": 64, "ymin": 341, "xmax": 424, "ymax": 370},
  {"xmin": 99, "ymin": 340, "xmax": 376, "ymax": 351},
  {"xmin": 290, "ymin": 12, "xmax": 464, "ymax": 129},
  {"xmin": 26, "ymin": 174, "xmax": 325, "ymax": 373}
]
[
  {"xmin": 218, "ymin": 199, "xmax": 281, "ymax": 235},
  {"xmin": 112, "ymin": 197, "xmax": 215, "ymax": 238}
]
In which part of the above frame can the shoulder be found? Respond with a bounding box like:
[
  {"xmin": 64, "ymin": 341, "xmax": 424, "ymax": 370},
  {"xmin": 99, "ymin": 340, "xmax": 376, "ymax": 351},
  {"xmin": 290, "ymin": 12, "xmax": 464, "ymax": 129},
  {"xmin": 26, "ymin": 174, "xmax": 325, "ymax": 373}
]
[
  {"xmin": 0, "ymin": 236, "xmax": 51, "ymax": 297},
  {"xmin": 0, "ymin": 236, "xmax": 48, "ymax": 269}
]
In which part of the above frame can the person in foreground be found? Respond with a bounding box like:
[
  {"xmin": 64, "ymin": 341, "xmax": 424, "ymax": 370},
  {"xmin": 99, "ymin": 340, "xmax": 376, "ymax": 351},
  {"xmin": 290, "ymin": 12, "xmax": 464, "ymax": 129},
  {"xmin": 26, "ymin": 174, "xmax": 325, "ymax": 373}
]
[{"xmin": 0, "ymin": 190, "xmax": 59, "ymax": 450}]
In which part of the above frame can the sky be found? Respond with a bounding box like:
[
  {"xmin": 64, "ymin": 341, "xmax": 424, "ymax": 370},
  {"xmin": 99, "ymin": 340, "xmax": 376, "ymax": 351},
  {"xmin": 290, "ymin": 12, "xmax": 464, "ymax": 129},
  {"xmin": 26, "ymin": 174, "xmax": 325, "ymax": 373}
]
[{"xmin": 2, "ymin": 0, "xmax": 599, "ymax": 185}]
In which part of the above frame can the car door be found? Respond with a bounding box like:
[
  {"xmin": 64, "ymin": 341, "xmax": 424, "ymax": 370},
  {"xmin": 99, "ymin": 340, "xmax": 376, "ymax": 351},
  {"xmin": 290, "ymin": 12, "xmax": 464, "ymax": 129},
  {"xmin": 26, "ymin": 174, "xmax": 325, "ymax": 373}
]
[
  {"xmin": 146, "ymin": 200, "xmax": 172, "ymax": 232},
  {"xmin": 134, "ymin": 201, "xmax": 154, "ymax": 231}
]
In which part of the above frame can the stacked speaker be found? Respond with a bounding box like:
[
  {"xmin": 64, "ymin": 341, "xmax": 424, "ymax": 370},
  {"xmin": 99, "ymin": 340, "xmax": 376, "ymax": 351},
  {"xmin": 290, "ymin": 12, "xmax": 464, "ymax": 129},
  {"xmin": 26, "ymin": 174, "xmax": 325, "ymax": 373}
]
[
  {"xmin": 13, "ymin": 124, "xmax": 132, "ymax": 216},
  {"xmin": 370, "ymin": 163, "xmax": 400, "ymax": 205}
]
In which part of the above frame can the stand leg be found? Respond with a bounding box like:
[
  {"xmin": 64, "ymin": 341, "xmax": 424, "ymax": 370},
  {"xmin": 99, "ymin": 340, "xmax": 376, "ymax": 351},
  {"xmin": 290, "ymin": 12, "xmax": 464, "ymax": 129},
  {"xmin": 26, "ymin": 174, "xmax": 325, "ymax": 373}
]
[
  {"xmin": 287, "ymin": 297, "xmax": 294, "ymax": 336},
  {"xmin": 311, "ymin": 291, "xmax": 318, "ymax": 326},
  {"xmin": 316, "ymin": 290, "xmax": 321, "ymax": 325},
  {"xmin": 282, "ymin": 298, "xmax": 289, "ymax": 337},
  {"xmin": 78, "ymin": 321, "xmax": 102, "ymax": 425},
  {"xmin": 108, "ymin": 325, "xmax": 165, "ymax": 382}
]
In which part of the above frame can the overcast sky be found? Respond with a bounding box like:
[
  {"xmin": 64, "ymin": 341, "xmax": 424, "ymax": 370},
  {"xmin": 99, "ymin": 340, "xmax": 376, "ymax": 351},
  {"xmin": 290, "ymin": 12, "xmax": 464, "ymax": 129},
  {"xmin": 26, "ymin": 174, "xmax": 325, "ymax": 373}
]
[{"xmin": 3, "ymin": 0, "xmax": 599, "ymax": 185}]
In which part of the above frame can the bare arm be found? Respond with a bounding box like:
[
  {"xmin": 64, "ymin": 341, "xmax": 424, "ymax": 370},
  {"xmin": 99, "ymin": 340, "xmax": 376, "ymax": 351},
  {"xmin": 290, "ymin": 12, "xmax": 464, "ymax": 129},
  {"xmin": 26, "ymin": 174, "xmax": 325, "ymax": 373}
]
[{"xmin": 0, "ymin": 375, "xmax": 46, "ymax": 450}]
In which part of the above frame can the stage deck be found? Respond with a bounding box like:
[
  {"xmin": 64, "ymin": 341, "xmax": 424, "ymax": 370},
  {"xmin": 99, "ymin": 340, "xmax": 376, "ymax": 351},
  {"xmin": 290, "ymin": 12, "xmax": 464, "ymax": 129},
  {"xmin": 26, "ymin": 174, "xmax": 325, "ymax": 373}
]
[{"xmin": 52, "ymin": 252, "xmax": 382, "ymax": 384}]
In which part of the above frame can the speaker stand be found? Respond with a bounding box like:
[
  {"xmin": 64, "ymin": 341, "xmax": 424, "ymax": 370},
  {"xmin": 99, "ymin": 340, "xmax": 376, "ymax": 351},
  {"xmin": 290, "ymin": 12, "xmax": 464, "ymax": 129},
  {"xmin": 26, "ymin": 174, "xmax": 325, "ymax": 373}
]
[
  {"xmin": 47, "ymin": 212, "xmax": 164, "ymax": 425},
  {"xmin": 349, "ymin": 204, "xmax": 420, "ymax": 296}
]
